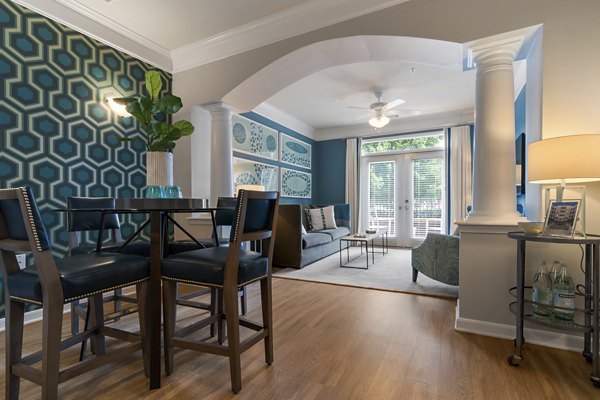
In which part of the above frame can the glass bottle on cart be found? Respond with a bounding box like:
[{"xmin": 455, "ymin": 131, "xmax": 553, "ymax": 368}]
[
  {"xmin": 552, "ymin": 263, "xmax": 575, "ymax": 321},
  {"xmin": 532, "ymin": 261, "xmax": 552, "ymax": 317}
]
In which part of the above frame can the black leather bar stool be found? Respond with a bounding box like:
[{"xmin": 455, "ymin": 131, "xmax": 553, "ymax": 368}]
[
  {"xmin": 161, "ymin": 190, "xmax": 279, "ymax": 393},
  {"xmin": 0, "ymin": 187, "xmax": 150, "ymax": 400},
  {"xmin": 66, "ymin": 196, "xmax": 151, "ymax": 337}
]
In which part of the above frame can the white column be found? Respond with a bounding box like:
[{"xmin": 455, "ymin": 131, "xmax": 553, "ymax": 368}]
[
  {"xmin": 464, "ymin": 39, "xmax": 526, "ymax": 225},
  {"xmin": 202, "ymin": 102, "xmax": 234, "ymax": 206}
]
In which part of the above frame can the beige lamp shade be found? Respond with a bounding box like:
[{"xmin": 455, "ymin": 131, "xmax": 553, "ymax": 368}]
[
  {"xmin": 236, "ymin": 184, "xmax": 265, "ymax": 195},
  {"xmin": 528, "ymin": 134, "xmax": 600, "ymax": 184}
]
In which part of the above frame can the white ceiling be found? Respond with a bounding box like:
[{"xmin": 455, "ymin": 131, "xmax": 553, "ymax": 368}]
[
  {"xmin": 266, "ymin": 61, "xmax": 476, "ymax": 131},
  {"xmin": 24, "ymin": 0, "xmax": 485, "ymax": 136}
]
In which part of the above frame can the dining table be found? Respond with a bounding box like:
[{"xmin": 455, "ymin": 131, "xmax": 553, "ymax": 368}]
[
  {"xmin": 58, "ymin": 198, "xmax": 222, "ymax": 389},
  {"xmin": 115, "ymin": 198, "xmax": 221, "ymax": 389}
]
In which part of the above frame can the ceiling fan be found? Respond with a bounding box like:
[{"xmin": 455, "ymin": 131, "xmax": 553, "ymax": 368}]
[{"xmin": 350, "ymin": 91, "xmax": 419, "ymax": 128}]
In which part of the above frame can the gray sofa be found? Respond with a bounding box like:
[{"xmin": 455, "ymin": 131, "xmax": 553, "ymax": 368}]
[{"xmin": 273, "ymin": 204, "xmax": 351, "ymax": 268}]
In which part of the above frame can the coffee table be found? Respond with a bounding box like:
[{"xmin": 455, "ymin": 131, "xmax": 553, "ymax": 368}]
[{"xmin": 339, "ymin": 229, "xmax": 388, "ymax": 269}]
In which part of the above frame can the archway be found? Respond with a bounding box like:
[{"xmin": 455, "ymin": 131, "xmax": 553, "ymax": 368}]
[{"xmin": 222, "ymin": 35, "xmax": 464, "ymax": 112}]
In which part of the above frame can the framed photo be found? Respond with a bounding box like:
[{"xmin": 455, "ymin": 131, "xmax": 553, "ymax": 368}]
[{"xmin": 542, "ymin": 200, "xmax": 581, "ymax": 237}]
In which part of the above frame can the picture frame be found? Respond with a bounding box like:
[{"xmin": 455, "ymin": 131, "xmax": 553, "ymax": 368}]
[
  {"xmin": 280, "ymin": 167, "xmax": 311, "ymax": 198},
  {"xmin": 231, "ymin": 114, "xmax": 279, "ymax": 160},
  {"xmin": 280, "ymin": 132, "xmax": 312, "ymax": 169},
  {"xmin": 232, "ymin": 157, "xmax": 279, "ymax": 192},
  {"xmin": 542, "ymin": 200, "xmax": 581, "ymax": 237}
]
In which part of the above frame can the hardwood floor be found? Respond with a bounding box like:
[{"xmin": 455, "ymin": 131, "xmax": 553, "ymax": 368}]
[{"xmin": 1, "ymin": 278, "xmax": 597, "ymax": 399}]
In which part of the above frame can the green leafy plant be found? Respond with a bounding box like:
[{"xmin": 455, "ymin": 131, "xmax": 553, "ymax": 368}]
[{"xmin": 114, "ymin": 70, "xmax": 194, "ymax": 152}]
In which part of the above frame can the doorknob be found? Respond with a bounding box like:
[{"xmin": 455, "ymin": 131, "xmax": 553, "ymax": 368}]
[{"xmin": 405, "ymin": 199, "xmax": 409, "ymax": 210}]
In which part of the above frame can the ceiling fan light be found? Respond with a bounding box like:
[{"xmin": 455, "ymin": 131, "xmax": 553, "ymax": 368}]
[{"xmin": 369, "ymin": 114, "xmax": 390, "ymax": 128}]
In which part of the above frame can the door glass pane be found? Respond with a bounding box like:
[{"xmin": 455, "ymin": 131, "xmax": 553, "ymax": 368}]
[
  {"xmin": 412, "ymin": 158, "xmax": 443, "ymax": 239},
  {"xmin": 368, "ymin": 161, "xmax": 395, "ymax": 236}
]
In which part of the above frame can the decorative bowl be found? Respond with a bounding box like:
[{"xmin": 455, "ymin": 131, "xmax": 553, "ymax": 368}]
[{"xmin": 518, "ymin": 221, "xmax": 544, "ymax": 235}]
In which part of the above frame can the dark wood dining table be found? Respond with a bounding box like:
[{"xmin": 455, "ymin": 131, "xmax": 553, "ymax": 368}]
[
  {"xmin": 58, "ymin": 198, "xmax": 221, "ymax": 389},
  {"xmin": 113, "ymin": 198, "xmax": 219, "ymax": 389}
]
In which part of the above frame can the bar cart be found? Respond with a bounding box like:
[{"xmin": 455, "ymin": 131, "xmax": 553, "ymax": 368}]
[{"xmin": 506, "ymin": 232, "xmax": 600, "ymax": 388}]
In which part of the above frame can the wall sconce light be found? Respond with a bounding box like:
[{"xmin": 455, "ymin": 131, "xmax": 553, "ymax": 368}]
[{"xmin": 105, "ymin": 95, "xmax": 131, "ymax": 118}]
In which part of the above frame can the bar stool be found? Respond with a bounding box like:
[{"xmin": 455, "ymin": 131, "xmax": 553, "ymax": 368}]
[
  {"xmin": 0, "ymin": 187, "xmax": 150, "ymax": 400},
  {"xmin": 161, "ymin": 190, "xmax": 279, "ymax": 393}
]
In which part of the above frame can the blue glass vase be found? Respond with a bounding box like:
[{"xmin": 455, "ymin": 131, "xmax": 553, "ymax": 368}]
[
  {"xmin": 144, "ymin": 185, "xmax": 165, "ymax": 198},
  {"xmin": 164, "ymin": 185, "xmax": 183, "ymax": 199}
]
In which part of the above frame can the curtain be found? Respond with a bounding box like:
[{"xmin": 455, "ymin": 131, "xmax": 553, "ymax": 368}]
[
  {"xmin": 449, "ymin": 125, "xmax": 472, "ymax": 234},
  {"xmin": 345, "ymin": 138, "xmax": 361, "ymax": 233}
]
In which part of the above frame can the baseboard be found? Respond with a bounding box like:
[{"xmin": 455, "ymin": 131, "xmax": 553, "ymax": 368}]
[
  {"xmin": 0, "ymin": 304, "xmax": 71, "ymax": 332},
  {"xmin": 454, "ymin": 301, "xmax": 584, "ymax": 352},
  {"xmin": 0, "ymin": 288, "xmax": 138, "ymax": 332}
]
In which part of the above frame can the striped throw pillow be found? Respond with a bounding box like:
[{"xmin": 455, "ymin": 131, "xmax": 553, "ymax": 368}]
[{"xmin": 305, "ymin": 206, "xmax": 337, "ymax": 231}]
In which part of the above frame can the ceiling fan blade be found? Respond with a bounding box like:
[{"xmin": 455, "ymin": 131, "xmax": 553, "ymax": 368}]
[
  {"xmin": 347, "ymin": 106, "xmax": 367, "ymax": 110},
  {"xmin": 382, "ymin": 98, "xmax": 406, "ymax": 111},
  {"xmin": 389, "ymin": 110, "xmax": 421, "ymax": 118}
]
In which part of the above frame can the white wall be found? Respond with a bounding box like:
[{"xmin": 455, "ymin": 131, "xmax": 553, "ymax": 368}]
[
  {"xmin": 172, "ymin": 0, "xmax": 600, "ymax": 346},
  {"xmin": 174, "ymin": 0, "xmax": 600, "ymax": 227}
]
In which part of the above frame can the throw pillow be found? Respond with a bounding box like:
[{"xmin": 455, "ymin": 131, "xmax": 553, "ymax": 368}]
[
  {"xmin": 301, "ymin": 224, "xmax": 307, "ymax": 235},
  {"xmin": 305, "ymin": 206, "xmax": 337, "ymax": 230}
]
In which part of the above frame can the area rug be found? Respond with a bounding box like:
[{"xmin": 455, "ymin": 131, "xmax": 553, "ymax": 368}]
[{"xmin": 274, "ymin": 248, "xmax": 459, "ymax": 299}]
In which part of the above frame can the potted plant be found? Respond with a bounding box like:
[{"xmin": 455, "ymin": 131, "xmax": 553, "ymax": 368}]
[{"xmin": 114, "ymin": 70, "xmax": 194, "ymax": 189}]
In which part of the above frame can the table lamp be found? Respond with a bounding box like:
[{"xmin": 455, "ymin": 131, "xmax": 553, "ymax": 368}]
[{"xmin": 528, "ymin": 134, "xmax": 600, "ymax": 234}]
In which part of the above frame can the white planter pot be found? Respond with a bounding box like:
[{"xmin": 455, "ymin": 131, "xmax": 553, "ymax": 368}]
[{"xmin": 146, "ymin": 151, "xmax": 173, "ymax": 186}]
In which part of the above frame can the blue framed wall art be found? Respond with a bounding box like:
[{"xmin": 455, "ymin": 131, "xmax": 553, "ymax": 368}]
[
  {"xmin": 232, "ymin": 114, "xmax": 278, "ymax": 160},
  {"xmin": 233, "ymin": 157, "xmax": 279, "ymax": 192},
  {"xmin": 280, "ymin": 132, "xmax": 311, "ymax": 168},
  {"xmin": 281, "ymin": 168, "xmax": 311, "ymax": 198}
]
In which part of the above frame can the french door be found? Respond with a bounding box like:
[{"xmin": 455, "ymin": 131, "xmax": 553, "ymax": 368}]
[{"xmin": 360, "ymin": 150, "xmax": 445, "ymax": 247}]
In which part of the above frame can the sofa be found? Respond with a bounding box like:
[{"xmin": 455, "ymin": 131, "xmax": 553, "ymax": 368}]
[{"xmin": 273, "ymin": 204, "xmax": 351, "ymax": 268}]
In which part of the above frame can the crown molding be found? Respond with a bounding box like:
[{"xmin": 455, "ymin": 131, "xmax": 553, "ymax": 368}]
[
  {"xmin": 313, "ymin": 109, "xmax": 474, "ymax": 141},
  {"xmin": 463, "ymin": 25, "xmax": 542, "ymax": 70},
  {"xmin": 53, "ymin": 0, "xmax": 172, "ymax": 56},
  {"xmin": 12, "ymin": 0, "xmax": 172, "ymax": 71},
  {"xmin": 253, "ymin": 103, "xmax": 316, "ymax": 140},
  {"xmin": 171, "ymin": 0, "xmax": 411, "ymax": 73}
]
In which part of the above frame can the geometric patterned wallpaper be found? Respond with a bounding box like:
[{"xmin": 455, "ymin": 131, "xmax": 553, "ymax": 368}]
[{"xmin": 0, "ymin": 0, "xmax": 171, "ymax": 255}]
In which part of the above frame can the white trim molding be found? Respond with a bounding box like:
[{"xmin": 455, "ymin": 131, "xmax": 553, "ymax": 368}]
[
  {"xmin": 170, "ymin": 0, "xmax": 412, "ymax": 73},
  {"xmin": 313, "ymin": 109, "xmax": 474, "ymax": 141},
  {"xmin": 455, "ymin": 302, "xmax": 583, "ymax": 352},
  {"xmin": 16, "ymin": 0, "xmax": 412, "ymax": 73},
  {"xmin": 253, "ymin": 103, "xmax": 316, "ymax": 140},
  {"xmin": 0, "ymin": 304, "xmax": 70, "ymax": 332},
  {"xmin": 12, "ymin": 0, "xmax": 172, "ymax": 71}
]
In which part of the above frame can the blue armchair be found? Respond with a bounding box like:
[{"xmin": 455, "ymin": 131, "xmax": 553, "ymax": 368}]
[{"xmin": 411, "ymin": 233, "xmax": 459, "ymax": 286}]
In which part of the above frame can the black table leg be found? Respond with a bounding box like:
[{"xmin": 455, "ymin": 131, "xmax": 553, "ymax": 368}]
[{"xmin": 149, "ymin": 210, "xmax": 162, "ymax": 389}]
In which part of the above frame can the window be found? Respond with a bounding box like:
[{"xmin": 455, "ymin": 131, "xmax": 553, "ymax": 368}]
[
  {"xmin": 362, "ymin": 132, "xmax": 444, "ymax": 155},
  {"xmin": 368, "ymin": 161, "xmax": 396, "ymax": 236},
  {"xmin": 412, "ymin": 157, "xmax": 443, "ymax": 238}
]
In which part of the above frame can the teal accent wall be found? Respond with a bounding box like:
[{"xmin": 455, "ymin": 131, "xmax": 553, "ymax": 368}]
[
  {"xmin": 0, "ymin": 0, "xmax": 171, "ymax": 258},
  {"xmin": 515, "ymin": 86, "xmax": 526, "ymax": 138},
  {"xmin": 239, "ymin": 112, "xmax": 315, "ymax": 205},
  {"xmin": 313, "ymin": 139, "xmax": 346, "ymax": 205}
]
